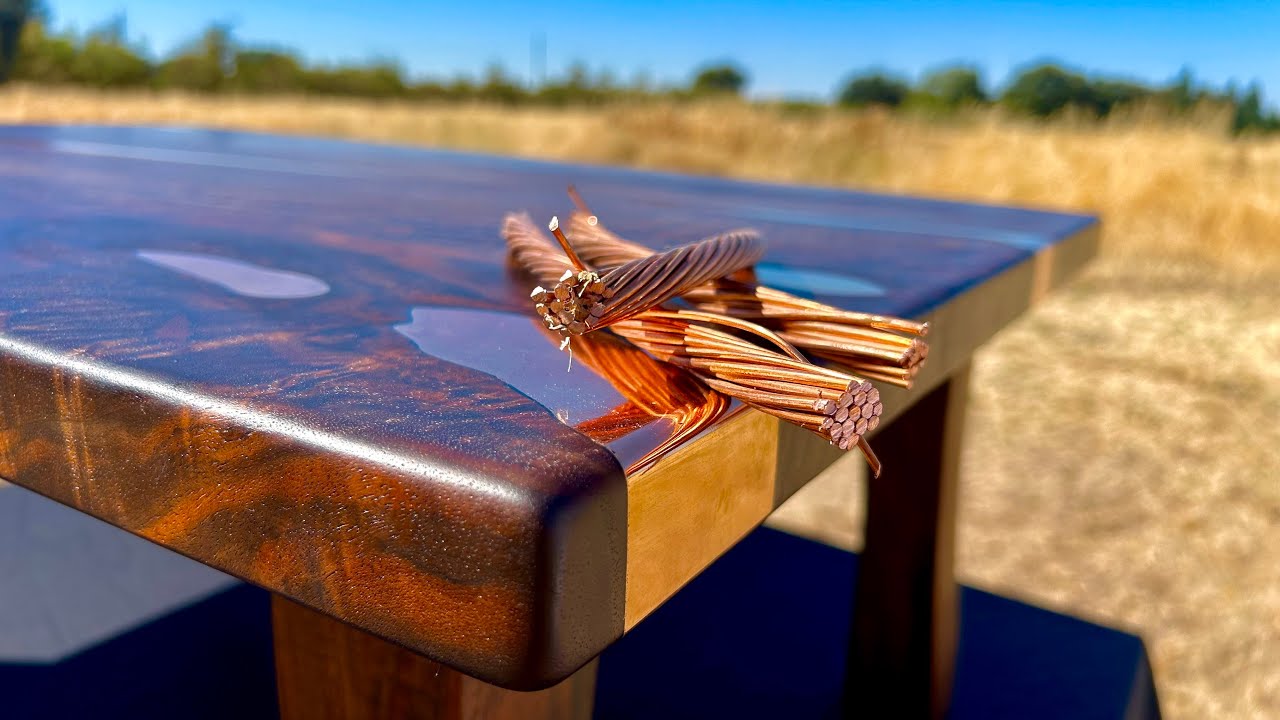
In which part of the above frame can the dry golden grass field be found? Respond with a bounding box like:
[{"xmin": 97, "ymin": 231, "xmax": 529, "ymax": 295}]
[{"xmin": 4, "ymin": 85, "xmax": 1279, "ymax": 719}]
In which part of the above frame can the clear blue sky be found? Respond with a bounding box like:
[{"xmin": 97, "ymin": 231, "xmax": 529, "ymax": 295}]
[{"xmin": 46, "ymin": 0, "xmax": 1280, "ymax": 103}]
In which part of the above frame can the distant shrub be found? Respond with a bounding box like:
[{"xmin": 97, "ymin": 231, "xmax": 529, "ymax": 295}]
[
  {"xmin": 533, "ymin": 63, "xmax": 614, "ymax": 105},
  {"xmin": 229, "ymin": 50, "xmax": 305, "ymax": 94},
  {"xmin": 838, "ymin": 72, "xmax": 910, "ymax": 108},
  {"xmin": 154, "ymin": 26, "xmax": 233, "ymax": 92},
  {"xmin": 1000, "ymin": 64, "xmax": 1092, "ymax": 117},
  {"xmin": 304, "ymin": 62, "xmax": 405, "ymax": 98},
  {"xmin": 691, "ymin": 63, "xmax": 747, "ymax": 96},
  {"xmin": 3, "ymin": 7, "xmax": 1277, "ymax": 137},
  {"xmin": 1085, "ymin": 79, "xmax": 1152, "ymax": 117},
  {"xmin": 70, "ymin": 38, "xmax": 149, "ymax": 87},
  {"xmin": 11, "ymin": 20, "xmax": 75, "ymax": 82},
  {"xmin": 1162, "ymin": 68, "xmax": 1200, "ymax": 112},
  {"xmin": 475, "ymin": 64, "xmax": 525, "ymax": 104},
  {"xmin": 915, "ymin": 66, "xmax": 987, "ymax": 109},
  {"xmin": 773, "ymin": 99, "xmax": 826, "ymax": 116},
  {"xmin": 1232, "ymin": 84, "xmax": 1280, "ymax": 134}
]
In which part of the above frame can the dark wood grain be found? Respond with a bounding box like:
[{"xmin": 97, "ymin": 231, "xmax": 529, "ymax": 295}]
[
  {"xmin": 0, "ymin": 126, "xmax": 1097, "ymax": 688},
  {"xmin": 845, "ymin": 365, "xmax": 970, "ymax": 719},
  {"xmin": 0, "ymin": 340, "xmax": 625, "ymax": 689},
  {"xmin": 273, "ymin": 595, "xmax": 596, "ymax": 720}
]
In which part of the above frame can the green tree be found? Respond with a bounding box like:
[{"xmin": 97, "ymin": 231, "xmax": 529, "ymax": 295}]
[
  {"xmin": 476, "ymin": 63, "xmax": 524, "ymax": 104},
  {"xmin": 0, "ymin": 0, "xmax": 35, "ymax": 82},
  {"xmin": 625, "ymin": 69, "xmax": 653, "ymax": 97},
  {"xmin": 535, "ymin": 61, "xmax": 605, "ymax": 105},
  {"xmin": 1164, "ymin": 67, "xmax": 1199, "ymax": 112},
  {"xmin": 69, "ymin": 15, "xmax": 150, "ymax": 87},
  {"xmin": 1231, "ymin": 83, "xmax": 1279, "ymax": 134},
  {"xmin": 155, "ymin": 25, "xmax": 233, "ymax": 92},
  {"xmin": 305, "ymin": 60, "xmax": 405, "ymax": 98},
  {"xmin": 1000, "ymin": 63, "xmax": 1090, "ymax": 116},
  {"xmin": 229, "ymin": 49, "xmax": 304, "ymax": 93},
  {"xmin": 916, "ymin": 65, "xmax": 986, "ymax": 108},
  {"xmin": 406, "ymin": 78, "xmax": 451, "ymax": 101},
  {"xmin": 691, "ymin": 63, "xmax": 746, "ymax": 95},
  {"xmin": 838, "ymin": 72, "xmax": 909, "ymax": 107},
  {"xmin": 11, "ymin": 18, "xmax": 75, "ymax": 82},
  {"xmin": 1086, "ymin": 79, "xmax": 1149, "ymax": 117},
  {"xmin": 445, "ymin": 76, "xmax": 475, "ymax": 100}
]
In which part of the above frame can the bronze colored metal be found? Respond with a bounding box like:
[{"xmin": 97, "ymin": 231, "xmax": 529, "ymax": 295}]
[
  {"xmin": 540, "ymin": 216, "xmax": 765, "ymax": 337},
  {"xmin": 558, "ymin": 327, "xmax": 732, "ymax": 476},
  {"xmin": 562, "ymin": 188, "xmax": 929, "ymax": 387},
  {"xmin": 503, "ymin": 213, "xmax": 882, "ymax": 471}
]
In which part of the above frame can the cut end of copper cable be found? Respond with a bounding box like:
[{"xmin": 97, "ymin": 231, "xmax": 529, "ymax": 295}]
[
  {"xmin": 532, "ymin": 267, "xmax": 609, "ymax": 335},
  {"xmin": 506, "ymin": 196, "xmax": 908, "ymax": 476},
  {"xmin": 822, "ymin": 379, "xmax": 883, "ymax": 451}
]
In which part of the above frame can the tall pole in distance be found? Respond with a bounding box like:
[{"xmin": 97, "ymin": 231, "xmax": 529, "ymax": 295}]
[{"xmin": 530, "ymin": 31, "xmax": 546, "ymax": 91}]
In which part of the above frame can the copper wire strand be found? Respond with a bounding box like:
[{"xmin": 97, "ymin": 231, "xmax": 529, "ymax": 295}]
[
  {"xmin": 547, "ymin": 216, "xmax": 589, "ymax": 272},
  {"xmin": 531, "ymin": 211, "xmax": 766, "ymax": 337},
  {"xmin": 573, "ymin": 210, "xmax": 931, "ymax": 358},
  {"xmin": 561, "ymin": 328, "xmax": 732, "ymax": 475},
  {"xmin": 504, "ymin": 212, "xmax": 879, "ymax": 464},
  {"xmin": 513, "ymin": 214, "xmax": 746, "ymax": 473},
  {"xmin": 637, "ymin": 309, "xmax": 807, "ymax": 362},
  {"xmin": 516, "ymin": 256, "xmax": 737, "ymax": 474},
  {"xmin": 857, "ymin": 437, "xmax": 882, "ymax": 477},
  {"xmin": 594, "ymin": 231, "xmax": 764, "ymax": 326},
  {"xmin": 562, "ymin": 189, "xmax": 928, "ymax": 386},
  {"xmin": 564, "ymin": 204, "xmax": 927, "ymax": 339}
]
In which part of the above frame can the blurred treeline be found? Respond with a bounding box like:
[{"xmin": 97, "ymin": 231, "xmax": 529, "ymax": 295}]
[{"xmin": 0, "ymin": 4, "xmax": 1276, "ymax": 135}]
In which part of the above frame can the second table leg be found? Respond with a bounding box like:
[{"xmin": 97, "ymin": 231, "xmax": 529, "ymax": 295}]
[
  {"xmin": 271, "ymin": 595, "xmax": 597, "ymax": 720},
  {"xmin": 845, "ymin": 364, "xmax": 970, "ymax": 719}
]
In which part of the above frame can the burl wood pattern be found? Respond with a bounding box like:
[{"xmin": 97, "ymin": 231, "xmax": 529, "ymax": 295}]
[{"xmin": 0, "ymin": 126, "xmax": 1097, "ymax": 688}]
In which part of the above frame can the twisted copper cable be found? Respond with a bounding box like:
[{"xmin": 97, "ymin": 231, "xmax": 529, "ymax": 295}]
[
  {"xmin": 531, "ymin": 216, "xmax": 764, "ymax": 337},
  {"xmin": 563, "ymin": 188, "xmax": 929, "ymax": 387},
  {"xmin": 608, "ymin": 313, "xmax": 884, "ymax": 455},
  {"xmin": 565, "ymin": 188, "xmax": 926, "ymax": 337},
  {"xmin": 509, "ymin": 214, "xmax": 803, "ymax": 363},
  {"xmin": 510, "ymin": 212, "xmax": 732, "ymax": 472},
  {"xmin": 556, "ymin": 326, "xmax": 732, "ymax": 475},
  {"xmin": 505, "ymin": 213, "xmax": 882, "ymax": 471}
]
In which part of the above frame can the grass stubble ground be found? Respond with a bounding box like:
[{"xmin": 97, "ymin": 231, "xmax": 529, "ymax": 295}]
[{"xmin": 3, "ymin": 85, "xmax": 1278, "ymax": 718}]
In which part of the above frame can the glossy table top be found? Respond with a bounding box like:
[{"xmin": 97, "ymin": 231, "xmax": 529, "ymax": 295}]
[{"xmin": 0, "ymin": 125, "xmax": 1097, "ymax": 688}]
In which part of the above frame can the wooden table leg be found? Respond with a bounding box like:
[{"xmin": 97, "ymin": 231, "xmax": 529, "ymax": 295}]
[
  {"xmin": 272, "ymin": 595, "xmax": 597, "ymax": 720},
  {"xmin": 845, "ymin": 364, "xmax": 970, "ymax": 720}
]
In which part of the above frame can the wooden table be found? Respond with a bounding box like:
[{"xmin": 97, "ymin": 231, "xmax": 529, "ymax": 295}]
[{"xmin": 0, "ymin": 126, "xmax": 1096, "ymax": 719}]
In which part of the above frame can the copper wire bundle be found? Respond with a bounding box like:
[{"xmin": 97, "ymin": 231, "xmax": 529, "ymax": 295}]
[
  {"xmin": 504, "ymin": 212, "xmax": 882, "ymax": 474},
  {"xmin": 529, "ymin": 216, "xmax": 764, "ymax": 337},
  {"xmin": 562, "ymin": 188, "xmax": 930, "ymax": 388},
  {"xmin": 556, "ymin": 328, "xmax": 731, "ymax": 475},
  {"xmin": 607, "ymin": 311, "xmax": 885, "ymax": 452}
]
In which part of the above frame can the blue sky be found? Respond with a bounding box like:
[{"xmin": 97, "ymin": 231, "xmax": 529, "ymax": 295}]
[{"xmin": 46, "ymin": 0, "xmax": 1280, "ymax": 102}]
